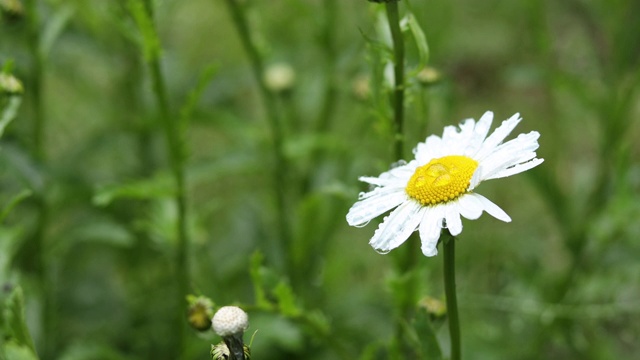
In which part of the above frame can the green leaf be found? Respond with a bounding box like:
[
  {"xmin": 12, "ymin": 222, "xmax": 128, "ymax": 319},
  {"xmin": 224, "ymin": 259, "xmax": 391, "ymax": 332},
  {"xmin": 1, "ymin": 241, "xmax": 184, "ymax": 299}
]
[
  {"xmin": 92, "ymin": 173, "xmax": 175, "ymax": 207},
  {"xmin": 0, "ymin": 190, "xmax": 32, "ymax": 224},
  {"xmin": 402, "ymin": 13, "xmax": 430, "ymax": 69},
  {"xmin": 274, "ymin": 281, "xmax": 300, "ymax": 317},
  {"xmin": 127, "ymin": 0, "xmax": 161, "ymax": 62},
  {"xmin": 2, "ymin": 287, "xmax": 38, "ymax": 357},
  {"xmin": 413, "ymin": 307, "xmax": 443, "ymax": 359},
  {"xmin": 177, "ymin": 64, "xmax": 218, "ymax": 161},
  {"xmin": 40, "ymin": 5, "xmax": 74, "ymax": 57},
  {"xmin": 249, "ymin": 251, "xmax": 272, "ymax": 309},
  {"xmin": 3, "ymin": 342, "xmax": 39, "ymax": 360},
  {"xmin": 0, "ymin": 96, "xmax": 21, "ymax": 139}
]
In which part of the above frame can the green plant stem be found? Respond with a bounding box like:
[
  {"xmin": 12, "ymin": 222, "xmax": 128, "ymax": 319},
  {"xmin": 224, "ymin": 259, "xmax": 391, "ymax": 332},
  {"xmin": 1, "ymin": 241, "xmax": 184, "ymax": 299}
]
[
  {"xmin": 140, "ymin": 2, "xmax": 190, "ymax": 355},
  {"xmin": 385, "ymin": 1, "xmax": 405, "ymax": 160},
  {"xmin": 223, "ymin": 0, "xmax": 292, "ymax": 271},
  {"xmin": 25, "ymin": 0, "xmax": 53, "ymax": 357},
  {"xmin": 443, "ymin": 232, "xmax": 461, "ymax": 360}
]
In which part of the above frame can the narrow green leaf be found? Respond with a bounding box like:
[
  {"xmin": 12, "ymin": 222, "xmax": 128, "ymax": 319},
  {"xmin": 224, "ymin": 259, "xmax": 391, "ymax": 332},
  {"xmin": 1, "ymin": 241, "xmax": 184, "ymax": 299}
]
[
  {"xmin": 3, "ymin": 342, "xmax": 39, "ymax": 360},
  {"xmin": 0, "ymin": 96, "xmax": 22, "ymax": 138},
  {"xmin": 3, "ymin": 287, "xmax": 38, "ymax": 356},
  {"xmin": 0, "ymin": 189, "xmax": 32, "ymax": 224},
  {"xmin": 413, "ymin": 307, "xmax": 443, "ymax": 359},
  {"xmin": 92, "ymin": 173, "xmax": 175, "ymax": 207},
  {"xmin": 177, "ymin": 64, "xmax": 218, "ymax": 160},
  {"xmin": 40, "ymin": 5, "xmax": 74, "ymax": 57},
  {"xmin": 127, "ymin": 0, "xmax": 161, "ymax": 62},
  {"xmin": 403, "ymin": 13, "xmax": 430, "ymax": 69},
  {"xmin": 249, "ymin": 251, "xmax": 271, "ymax": 309}
]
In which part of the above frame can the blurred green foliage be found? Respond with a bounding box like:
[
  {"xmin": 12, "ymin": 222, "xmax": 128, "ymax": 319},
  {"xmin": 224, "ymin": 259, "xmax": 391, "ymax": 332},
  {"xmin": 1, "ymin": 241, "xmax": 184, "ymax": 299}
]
[{"xmin": 1, "ymin": 0, "xmax": 639, "ymax": 359}]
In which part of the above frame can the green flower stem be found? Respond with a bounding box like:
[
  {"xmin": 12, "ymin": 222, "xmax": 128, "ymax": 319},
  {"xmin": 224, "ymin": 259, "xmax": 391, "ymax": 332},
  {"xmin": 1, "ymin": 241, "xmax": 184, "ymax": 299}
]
[
  {"xmin": 382, "ymin": 3, "xmax": 422, "ymax": 357},
  {"xmin": 140, "ymin": 1, "xmax": 190, "ymax": 355},
  {"xmin": 443, "ymin": 232, "xmax": 461, "ymax": 360},
  {"xmin": 25, "ymin": 0, "xmax": 54, "ymax": 356},
  {"xmin": 385, "ymin": 1, "xmax": 405, "ymax": 160},
  {"xmin": 223, "ymin": 0, "xmax": 292, "ymax": 270}
]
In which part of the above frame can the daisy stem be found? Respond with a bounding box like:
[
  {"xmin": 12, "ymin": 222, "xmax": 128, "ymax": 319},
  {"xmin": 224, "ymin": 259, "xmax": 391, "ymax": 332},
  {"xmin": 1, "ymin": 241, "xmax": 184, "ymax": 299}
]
[
  {"xmin": 138, "ymin": 0, "xmax": 190, "ymax": 355},
  {"xmin": 223, "ymin": 0, "xmax": 292, "ymax": 272},
  {"xmin": 443, "ymin": 232, "xmax": 461, "ymax": 360},
  {"xmin": 385, "ymin": 1, "xmax": 405, "ymax": 160}
]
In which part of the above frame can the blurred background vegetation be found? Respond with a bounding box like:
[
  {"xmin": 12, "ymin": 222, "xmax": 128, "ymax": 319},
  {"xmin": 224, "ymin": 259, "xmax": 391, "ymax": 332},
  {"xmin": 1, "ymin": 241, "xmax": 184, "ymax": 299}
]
[{"xmin": 1, "ymin": 0, "xmax": 639, "ymax": 359}]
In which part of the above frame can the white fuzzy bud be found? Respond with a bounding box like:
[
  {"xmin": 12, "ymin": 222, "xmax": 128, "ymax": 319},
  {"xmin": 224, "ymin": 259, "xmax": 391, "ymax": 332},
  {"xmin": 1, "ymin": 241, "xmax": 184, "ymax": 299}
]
[{"xmin": 212, "ymin": 306, "xmax": 248, "ymax": 337}]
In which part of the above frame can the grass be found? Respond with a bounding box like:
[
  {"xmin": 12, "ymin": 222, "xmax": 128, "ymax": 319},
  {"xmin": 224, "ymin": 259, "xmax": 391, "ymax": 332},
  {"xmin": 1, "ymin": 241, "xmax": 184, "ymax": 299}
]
[{"xmin": 1, "ymin": 0, "xmax": 639, "ymax": 359}]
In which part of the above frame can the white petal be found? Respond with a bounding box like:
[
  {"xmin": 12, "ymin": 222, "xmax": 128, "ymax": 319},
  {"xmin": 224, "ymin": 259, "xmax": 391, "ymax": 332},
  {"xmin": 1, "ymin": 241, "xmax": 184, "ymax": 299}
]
[
  {"xmin": 456, "ymin": 194, "xmax": 483, "ymax": 220},
  {"xmin": 486, "ymin": 158, "xmax": 544, "ymax": 180},
  {"xmin": 475, "ymin": 113, "xmax": 521, "ymax": 161},
  {"xmin": 479, "ymin": 131, "xmax": 542, "ymax": 180},
  {"xmin": 415, "ymin": 135, "xmax": 443, "ymax": 164},
  {"xmin": 419, "ymin": 206, "xmax": 445, "ymax": 256},
  {"xmin": 368, "ymin": 200, "xmax": 425, "ymax": 253},
  {"xmin": 470, "ymin": 193, "xmax": 512, "ymax": 222},
  {"xmin": 358, "ymin": 175, "xmax": 407, "ymax": 188},
  {"xmin": 347, "ymin": 189, "xmax": 408, "ymax": 227},
  {"xmin": 444, "ymin": 204, "xmax": 463, "ymax": 236},
  {"xmin": 468, "ymin": 165, "xmax": 483, "ymax": 191},
  {"xmin": 465, "ymin": 111, "xmax": 493, "ymax": 156}
]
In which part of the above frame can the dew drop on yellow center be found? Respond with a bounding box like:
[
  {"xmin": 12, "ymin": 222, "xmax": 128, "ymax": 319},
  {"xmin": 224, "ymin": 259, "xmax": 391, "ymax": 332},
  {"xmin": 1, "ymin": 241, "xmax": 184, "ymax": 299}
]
[{"xmin": 405, "ymin": 155, "xmax": 479, "ymax": 205}]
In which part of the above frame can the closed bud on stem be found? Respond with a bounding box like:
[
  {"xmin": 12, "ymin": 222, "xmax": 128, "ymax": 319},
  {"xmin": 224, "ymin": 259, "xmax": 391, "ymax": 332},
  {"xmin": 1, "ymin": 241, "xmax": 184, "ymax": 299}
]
[
  {"xmin": 264, "ymin": 63, "xmax": 295, "ymax": 94},
  {"xmin": 417, "ymin": 66, "xmax": 442, "ymax": 86},
  {"xmin": 0, "ymin": 0, "xmax": 24, "ymax": 21},
  {"xmin": 0, "ymin": 73, "xmax": 23, "ymax": 96},
  {"xmin": 212, "ymin": 306, "xmax": 249, "ymax": 360},
  {"xmin": 187, "ymin": 295, "xmax": 215, "ymax": 332}
]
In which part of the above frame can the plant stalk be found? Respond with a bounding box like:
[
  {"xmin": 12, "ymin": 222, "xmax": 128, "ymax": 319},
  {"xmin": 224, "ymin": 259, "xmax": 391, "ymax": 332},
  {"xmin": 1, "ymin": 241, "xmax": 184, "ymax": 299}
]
[
  {"xmin": 140, "ymin": 1, "xmax": 190, "ymax": 355},
  {"xmin": 222, "ymin": 0, "xmax": 292, "ymax": 272},
  {"xmin": 385, "ymin": 1, "xmax": 405, "ymax": 160},
  {"xmin": 443, "ymin": 232, "xmax": 461, "ymax": 360}
]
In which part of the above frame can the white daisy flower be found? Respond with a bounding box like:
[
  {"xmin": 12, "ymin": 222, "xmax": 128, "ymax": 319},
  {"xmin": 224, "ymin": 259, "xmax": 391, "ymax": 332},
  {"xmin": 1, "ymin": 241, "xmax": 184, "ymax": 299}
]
[{"xmin": 346, "ymin": 111, "xmax": 543, "ymax": 257}]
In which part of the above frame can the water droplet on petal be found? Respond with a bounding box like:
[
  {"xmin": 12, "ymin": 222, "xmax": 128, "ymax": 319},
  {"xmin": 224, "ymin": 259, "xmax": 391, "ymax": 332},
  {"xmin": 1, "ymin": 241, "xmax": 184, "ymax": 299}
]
[
  {"xmin": 374, "ymin": 248, "xmax": 391, "ymax": 255},
  {"xmin": 358, "ymin": 192, "xmax": 367, "ymax": 200},
  {"xmin": 354, "ymin": 220, "xmax": 370, "ymax": 228}
]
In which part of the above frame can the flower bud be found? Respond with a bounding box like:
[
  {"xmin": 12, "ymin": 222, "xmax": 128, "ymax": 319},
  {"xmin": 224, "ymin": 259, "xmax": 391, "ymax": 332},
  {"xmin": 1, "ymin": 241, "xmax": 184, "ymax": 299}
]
[
  {"xmin": 0, "ymin": 0, "xmax": 24, "ymax": 21},
  {"xmin": 0, "ymin": 73, "xmax": 24, "ymax": 96},
  {"xmin": 212, "ymin": 306, "xmax": 249, "ymax": 360},
  {"xmin": 187, "ymin": 295, "xmax": 215, "ymax": 332},
  {"xmin": 212, "ymin": 306, "xmax": 248, "ymax": 336},
  {"xmin": 416, "ymin": 66, "xmax": 442, "ymax": 86},
  {"xmin": 419, "ymin": 296, "xmax": 447, "ymax": 320},
  {"xmin": 264, "ymin": 63, "xmax": 295, "ymax": 93},
  {"xmin": 352, "ymin": 73, "xmax": 371, "ymax": 101}
]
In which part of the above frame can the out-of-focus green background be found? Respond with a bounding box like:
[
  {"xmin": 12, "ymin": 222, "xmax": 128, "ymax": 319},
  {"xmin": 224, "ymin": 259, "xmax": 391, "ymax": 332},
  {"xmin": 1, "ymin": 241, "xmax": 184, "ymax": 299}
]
[{"xmin": 1, "ymin": 0, "xmax": 639, "ymax": 359}]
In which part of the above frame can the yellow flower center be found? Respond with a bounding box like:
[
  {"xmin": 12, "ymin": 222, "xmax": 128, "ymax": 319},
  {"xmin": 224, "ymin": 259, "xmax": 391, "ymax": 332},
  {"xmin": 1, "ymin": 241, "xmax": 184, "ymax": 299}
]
[{"xmin": 405, "ymin": 155, "xmax": 479, "ymax": 205}]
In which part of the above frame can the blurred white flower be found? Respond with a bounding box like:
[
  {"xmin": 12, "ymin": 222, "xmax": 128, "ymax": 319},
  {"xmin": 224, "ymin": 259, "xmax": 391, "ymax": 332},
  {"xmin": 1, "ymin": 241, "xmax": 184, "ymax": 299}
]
[
  {"xmin": 264, "ymin": 63, "xmax": 295, "ymax": 93},
  {"xmin": 346, "ymin": 111, "xmax": 543, "ymax": 256}
]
